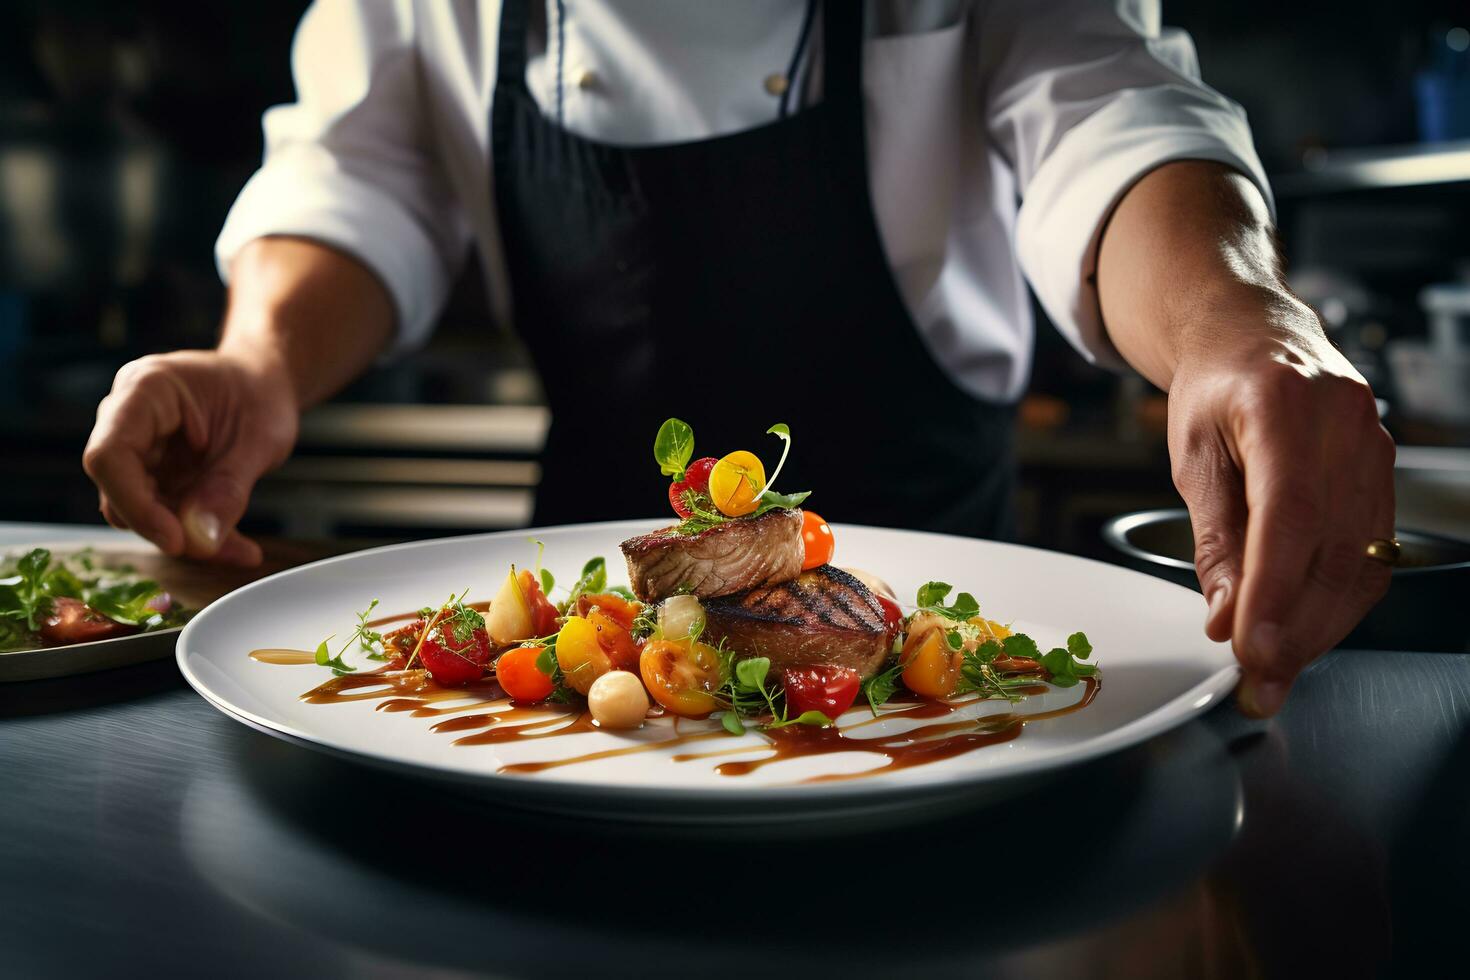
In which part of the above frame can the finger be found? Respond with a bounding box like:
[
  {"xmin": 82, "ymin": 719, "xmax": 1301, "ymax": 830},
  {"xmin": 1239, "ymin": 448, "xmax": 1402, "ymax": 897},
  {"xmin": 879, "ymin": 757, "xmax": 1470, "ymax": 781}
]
[
  {"xmin": 178, "ymin": 446, "xmax": 273, "ymax": 561},
  {"xmin": 1231, "ymin": 417, "xmax": 1327, "ymax": 681},
  {"xmin": 1174, "ymin": 443, "xmax": 1247, "ymax": 642},
  {"xmin": 1325, "ymin": 430, "xmax": 1396, "ymax": 647},
  {"xmin": 99, "ymin": 495, "xmax": 127, "ymax": 530},
  {"xmin": 82, "ymin": 441, "xmax": 185, "ymax": 555},
  {"xmin": 212, "ymin": 530, "xmax": 265, "ymax": 568}
]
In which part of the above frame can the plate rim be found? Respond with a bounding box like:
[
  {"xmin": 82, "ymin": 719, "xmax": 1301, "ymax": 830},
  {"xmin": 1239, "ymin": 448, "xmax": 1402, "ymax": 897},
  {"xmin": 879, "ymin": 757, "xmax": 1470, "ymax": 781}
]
[{"xmin": 176, "ymin": 520, "xmax": 1240, "ymax": 805}]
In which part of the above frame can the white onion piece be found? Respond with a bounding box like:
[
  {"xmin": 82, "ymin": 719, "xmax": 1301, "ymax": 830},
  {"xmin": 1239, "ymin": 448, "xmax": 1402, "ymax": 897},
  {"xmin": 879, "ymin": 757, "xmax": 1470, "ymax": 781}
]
[{"xmin": 659, "ymin": 594, "xmax": 705, "ymax": 640}]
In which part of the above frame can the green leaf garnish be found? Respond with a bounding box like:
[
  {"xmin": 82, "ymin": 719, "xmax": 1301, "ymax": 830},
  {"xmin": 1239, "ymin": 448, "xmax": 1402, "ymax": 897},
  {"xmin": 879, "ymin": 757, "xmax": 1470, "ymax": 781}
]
[
  {"xmin": 861, "ymin": 659, "xmax": 904, "ymax": 715},
  {"xmin": 313, "ymin": 636, "xmax": 356, "ymax": 675},
  {"xmin": 719, "ymin": 711, "xmax": 746, "ymax": 736},
  {"xmin": 654, "ymin": 418, "xmax": 695, "ymax": 479},
  {"xmin": 914, "ymin": 582, "xmax": 980, "ymax": 621},
  {"xmin": 767, "ymin": 710, "xmax": 834, "ymax": 729},
  {"xmin": 84, "ymin": 580, "xmax": 164, "ymax": 627},
  {"xmin": 563, "ymin": 556, "xmax": 608, "ymax": 610},
  {"xmin": 746, "ymin": 423, "xmax": 792, "ymax": 503}
]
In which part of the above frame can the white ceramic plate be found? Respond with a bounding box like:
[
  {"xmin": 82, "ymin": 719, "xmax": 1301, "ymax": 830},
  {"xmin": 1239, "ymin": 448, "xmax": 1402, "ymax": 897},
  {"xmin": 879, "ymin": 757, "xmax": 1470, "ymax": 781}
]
[{"xmin": 178, "ymin": 520, "xmax": 1237, "ymax": 822}]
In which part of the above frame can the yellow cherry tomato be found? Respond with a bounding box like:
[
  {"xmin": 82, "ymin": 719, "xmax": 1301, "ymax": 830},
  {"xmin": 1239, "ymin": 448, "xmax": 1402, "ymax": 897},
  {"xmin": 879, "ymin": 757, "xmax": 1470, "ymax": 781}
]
[
  {"xmin": 639, "ymin": 638, "xmax": 723, "ymax": 717},
  {"xmin": 900, "ymin": 627, "xmax": 960, "ymax": 699},
  {"xmin": 556, "ymin": 616, "xmax": 612, "ymax": 695},
  {"xmin": 708, "ymin": 451, "xmax": 766, "ymax": 517}
]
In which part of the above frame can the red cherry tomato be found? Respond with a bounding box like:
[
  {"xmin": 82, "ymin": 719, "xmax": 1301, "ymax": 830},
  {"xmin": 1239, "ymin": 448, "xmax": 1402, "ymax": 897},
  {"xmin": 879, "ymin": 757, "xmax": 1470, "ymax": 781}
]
[
  {"xmin": 518, "ymin": 570, "xmax": 561, "ymax": 637},
  {"xmin": 800, "ymin": 510, "xmax": 835, "ymax": 570},
  {"xmin": 419, "ymin": 625, "xmax": 492, "ymax": 685},
  {"xmin": 38, "ymin": 597, "xmax": 137, "ymax": 646},
  {"xmin": 876, "ymin": 594, "xmax": 903, "ymax": 639},
  {"xmin": 781, "ymin": 665, "xmax": 860, "ymax": 720},
  {"xmin": 668, "ymin": 457, "xmax": 719, "ymax": 518},
  {"xmin": 496, "ymin": 645, "xmax": 555, "ymax": 702}
]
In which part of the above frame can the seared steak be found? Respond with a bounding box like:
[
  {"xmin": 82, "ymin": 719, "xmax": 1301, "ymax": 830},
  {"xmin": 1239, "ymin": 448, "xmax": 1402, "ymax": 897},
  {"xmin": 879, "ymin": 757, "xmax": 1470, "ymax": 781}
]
[
  {"xmin": 621, "ymin": 508, "xmax": 803, "ymax": 602},
  {"xmin": 703, "ymin": 565, "xmax": 891, "ymax": 678}
]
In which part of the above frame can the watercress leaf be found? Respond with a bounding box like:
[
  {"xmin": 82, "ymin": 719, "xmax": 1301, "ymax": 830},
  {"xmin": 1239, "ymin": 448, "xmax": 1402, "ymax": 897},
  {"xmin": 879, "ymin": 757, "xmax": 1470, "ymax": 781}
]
[
  {"xmin": 946, "ymin": 630, "xmax": 964, "ymax": 650},
  {"xmin": 85, "ymin": 580, "xmax": 163, "ymax": 626},
  {"xmin": 17, "ymin": 548, "xmax": 50, "ymax": 581},
  {"xmin": 42, "ymin": 567, "xmax": 84, "ymax": 599},
  {"xmin": 1067, "ymin": 632, "xmax": 1093, "ymax": 660},
  {"xmin": 950, "ymin": 592, "xmax": 980, "ymax": 619},
  {"xmin": 916, "ymin": 582, "xmax": 952, "ymax": 608},
  {"xmin": 540, "ymin": 568, "xmax": 555, "ymax": 595},
  {"xmin": 720, "ymin": 711, "xmax": 746, "ymax": 736},
  {"xmin": 790, "ymin": 710, "xmax": 833, "ymax": 728},
  {"xmin": 1001, "ymin": 633, "xmax": 1040, "ymax": 661},
  {"xmin": 534, "ymin": 645, "xmax": 558, "ymax": 677},
  {"xmin": 735, "ymin": 656, "xmax": 769, "ymax": 690},
  {"xmin": 973, "ymin": 639, "xmax": 1003, "ymax": 664},
  {"xmin": 861, "ymin": 663, "xmax": 902, "ymax": 714},
  {"xmin": 606, "ymin": 585, "xmax": 636, "ymax": 601},
  {"xmin": 314, "ymin": 640, "xmax": 331, "ymax": 666},
  {"xmin": 1038, "ymin": 647, "xmax": 1070, "ymax": 677},
  {"xmin": 654, "ymin": 418, "xmax": 695, "ymax": 479},
  {"xmin": 1048, "ymin": 673, "xmax": 1079, "ymax": 688}
]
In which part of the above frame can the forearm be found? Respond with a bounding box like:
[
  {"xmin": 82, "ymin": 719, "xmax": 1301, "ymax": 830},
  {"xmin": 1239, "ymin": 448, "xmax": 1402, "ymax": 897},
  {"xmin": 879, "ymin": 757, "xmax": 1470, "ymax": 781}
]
[
  {"xmin": 1096, "ymin": 160, "xmax": 1317, "ymax": 390},
  {"xmin": 217, "ymin": 236, "xmax": 396, "ymax": 411}
]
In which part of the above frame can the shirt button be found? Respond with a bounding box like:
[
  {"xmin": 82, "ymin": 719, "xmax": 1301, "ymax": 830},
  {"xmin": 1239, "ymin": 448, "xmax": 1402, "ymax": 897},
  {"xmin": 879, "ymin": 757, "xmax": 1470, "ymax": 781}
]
[
  {"xmin": 763, "ymin": 73, "xmax": 789, "ymax": 96},
  {"xmin": 574, "ymin": 66, "xmax": 599, "ymax": 90}
]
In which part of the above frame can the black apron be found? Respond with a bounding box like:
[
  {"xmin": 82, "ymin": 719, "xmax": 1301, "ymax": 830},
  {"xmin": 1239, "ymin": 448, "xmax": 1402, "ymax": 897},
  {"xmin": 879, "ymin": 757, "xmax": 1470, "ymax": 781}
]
[{"xmin": 491, "ymin": 0, "xmax": 1016, "ymax": 537}]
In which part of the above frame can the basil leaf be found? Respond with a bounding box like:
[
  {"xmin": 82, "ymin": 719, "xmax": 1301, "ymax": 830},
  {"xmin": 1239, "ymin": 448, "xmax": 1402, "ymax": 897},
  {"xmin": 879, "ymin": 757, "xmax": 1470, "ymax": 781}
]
[
  {"xmin": 751, "ymin": 489, "xmax": 811, "ymax": 517},
  {"xmin": 654, "ymin": 418, "xmax": 695, "ymax": 479}
]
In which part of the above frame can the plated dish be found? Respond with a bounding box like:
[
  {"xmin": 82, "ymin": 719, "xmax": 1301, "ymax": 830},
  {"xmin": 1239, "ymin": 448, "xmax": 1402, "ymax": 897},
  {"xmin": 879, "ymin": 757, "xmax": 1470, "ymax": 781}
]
[{"xmin": 181, "ymin": 421, "xmax": 1238, "ymax": 818}]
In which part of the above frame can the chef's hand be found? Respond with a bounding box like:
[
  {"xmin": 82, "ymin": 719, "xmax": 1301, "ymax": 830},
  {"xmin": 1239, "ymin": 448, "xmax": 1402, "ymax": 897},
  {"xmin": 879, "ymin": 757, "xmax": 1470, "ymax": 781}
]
[
  {"xmin": 1097, "ymin": 161, "xmax": 1395, "ymax": 717},
  {"xmin": 83, "ymin": 349, "xmax": 299, "ymax": 565},
  {"xmin": 81, "ymin": 237, "xmax": 395, "ymax": 565},
  {"xmin": 1165, "ymin": 298, "xmax": 1394, "ymax": 718}
]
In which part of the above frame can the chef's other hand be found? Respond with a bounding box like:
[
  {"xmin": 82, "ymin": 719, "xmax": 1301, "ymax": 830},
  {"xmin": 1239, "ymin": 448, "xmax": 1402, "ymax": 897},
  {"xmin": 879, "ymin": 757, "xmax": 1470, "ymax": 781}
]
[
  {"xmin": 83, "ymin": 349, "xmax": 298, "ymax": 565},
  {"xmin": 1097, "ymin": 161, "xmax": 1395, "ymax": 719},
  {"xmin": 1167, "ymin": 299, "xmax": 1394, "ymax": 718}
]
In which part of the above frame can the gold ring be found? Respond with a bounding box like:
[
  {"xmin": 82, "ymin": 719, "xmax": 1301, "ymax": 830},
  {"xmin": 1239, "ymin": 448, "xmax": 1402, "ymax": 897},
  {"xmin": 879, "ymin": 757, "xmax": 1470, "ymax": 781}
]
[{"xmin": 1365, "ymin": 537, "xmax": 1402, "ymax": 566}]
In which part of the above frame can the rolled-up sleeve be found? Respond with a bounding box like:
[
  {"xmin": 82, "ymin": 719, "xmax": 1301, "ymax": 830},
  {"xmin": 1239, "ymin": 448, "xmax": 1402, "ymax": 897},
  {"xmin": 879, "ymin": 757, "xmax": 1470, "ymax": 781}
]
[
  {"xmin": 215, "ymin": 0, "xmax": 469, "ymax": 353},
  {"xmin": 978, "ymin": 0, "xmax": 1274, "ymax": 369}
]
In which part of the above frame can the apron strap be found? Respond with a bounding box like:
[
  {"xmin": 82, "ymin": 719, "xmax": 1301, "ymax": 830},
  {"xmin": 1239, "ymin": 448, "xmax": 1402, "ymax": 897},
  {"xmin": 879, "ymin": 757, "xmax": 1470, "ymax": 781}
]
[
  {"xmin": 822, "ymin": 0, "xmax": 863, "ymax": 104},
  {"xmin": 496, "ymin": 0, "xmax": 532, "ymax": 95}
]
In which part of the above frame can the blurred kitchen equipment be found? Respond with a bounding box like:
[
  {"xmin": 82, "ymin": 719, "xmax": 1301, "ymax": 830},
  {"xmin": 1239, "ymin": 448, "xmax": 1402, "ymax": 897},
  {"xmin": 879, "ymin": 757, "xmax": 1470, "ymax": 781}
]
[
  {"xmin": 1415, "ymin": 25, "xmax": 1470, "ymax": 142},
  {"xmin": 1385, "ymin": 281, "xmax": 1470, "ymax": 425},
  {"xmin": 1102, "ymin": 509, "xmax": 1470, "ymax": 653}
]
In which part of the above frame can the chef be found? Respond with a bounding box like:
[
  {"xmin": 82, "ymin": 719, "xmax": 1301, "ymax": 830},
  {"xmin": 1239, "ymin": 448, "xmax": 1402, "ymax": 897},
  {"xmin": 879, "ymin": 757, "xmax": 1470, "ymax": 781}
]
[{"xmin": 82, "ymin": 0, "xmax": 1397, "ymax": 717}]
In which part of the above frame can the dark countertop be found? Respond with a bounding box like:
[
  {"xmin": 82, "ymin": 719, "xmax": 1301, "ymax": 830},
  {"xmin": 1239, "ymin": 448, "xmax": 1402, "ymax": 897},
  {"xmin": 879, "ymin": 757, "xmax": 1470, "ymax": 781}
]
[{"xmin": 3, "ymin": 649, "xmax": 1466, "ymax": 979}]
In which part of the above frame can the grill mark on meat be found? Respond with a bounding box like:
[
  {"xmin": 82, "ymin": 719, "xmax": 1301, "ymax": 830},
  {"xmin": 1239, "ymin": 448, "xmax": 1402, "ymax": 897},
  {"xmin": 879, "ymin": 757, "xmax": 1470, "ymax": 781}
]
[{"xmin": 702, "ymin": 566, "xmax": 890, "ymax": 678}]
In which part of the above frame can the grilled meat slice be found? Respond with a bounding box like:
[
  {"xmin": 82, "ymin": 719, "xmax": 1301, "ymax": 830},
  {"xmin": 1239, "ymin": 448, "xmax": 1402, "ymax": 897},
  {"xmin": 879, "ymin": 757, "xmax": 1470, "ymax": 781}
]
[
  {"xmin": 703, "ymin": 565, "xmax": 891, "ymax": 679},
  {"xmin": 620, "ymin": 508, "xmax": 803, "ymax": 602}
]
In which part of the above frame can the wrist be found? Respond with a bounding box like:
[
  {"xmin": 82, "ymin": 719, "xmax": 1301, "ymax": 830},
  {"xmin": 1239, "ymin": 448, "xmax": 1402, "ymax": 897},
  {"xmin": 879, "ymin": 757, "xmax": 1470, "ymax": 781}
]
[
  {"xmin": 216, "ymin": 320, "xmax": 303, "ymax": 417},
  {"xmin": 1171, "ymin": 282, "xmax": 1328, "ymax": 381}
]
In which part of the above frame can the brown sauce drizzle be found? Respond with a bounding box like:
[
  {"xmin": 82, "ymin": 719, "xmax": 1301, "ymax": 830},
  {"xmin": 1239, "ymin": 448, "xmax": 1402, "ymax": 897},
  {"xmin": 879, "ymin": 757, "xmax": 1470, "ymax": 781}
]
[{"xmin": 268, "ymin": 649, "xmax": 1101, "ymax": 783}]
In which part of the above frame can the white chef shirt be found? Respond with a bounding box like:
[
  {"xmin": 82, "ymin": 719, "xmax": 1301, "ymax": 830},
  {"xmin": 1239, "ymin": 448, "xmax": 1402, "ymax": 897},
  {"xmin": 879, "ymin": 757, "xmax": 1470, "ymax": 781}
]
[{"xmin": 215, "ymin": 0, "xmax": 1273, "ymax": 401}]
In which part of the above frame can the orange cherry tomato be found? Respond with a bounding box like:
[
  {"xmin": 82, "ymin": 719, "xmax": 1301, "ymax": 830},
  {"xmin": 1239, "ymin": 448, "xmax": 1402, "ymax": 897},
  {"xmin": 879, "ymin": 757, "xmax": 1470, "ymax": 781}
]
[
  {"xmin": 496, "ymin": 645, "xmax": 554, "ymax": 703},
  {"xmin": 518, "ymin": 569, "xmax": 561, "ymax": 637},
  {"xmin": 639, "ymin": 638, "xmax": 723, "ymax": 717},
  {"xmin": 587, "ymin": 609, "xmax": 641, "ymax": 672},
  {"xmin": 800, "ymin": 510, "xmax": 835, "ymax": 570},
  {"xmin": 574, "ymin": 592, "xmax": 642, "ymax": 632},
  {"xmin": 900, "ymin": 627, "xmax": 960, "ymax": 699}
]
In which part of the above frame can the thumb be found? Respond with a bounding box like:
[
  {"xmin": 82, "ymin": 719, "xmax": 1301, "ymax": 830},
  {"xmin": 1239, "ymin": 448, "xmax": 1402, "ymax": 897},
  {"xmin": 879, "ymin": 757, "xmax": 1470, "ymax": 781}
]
[
  {"xmin": 1173, "ymin": 451, "xmax": 1247, "ymax": 643},
  {"xmin": 180, "ymin": 449, "xmax": 269, "ymax": 564}
]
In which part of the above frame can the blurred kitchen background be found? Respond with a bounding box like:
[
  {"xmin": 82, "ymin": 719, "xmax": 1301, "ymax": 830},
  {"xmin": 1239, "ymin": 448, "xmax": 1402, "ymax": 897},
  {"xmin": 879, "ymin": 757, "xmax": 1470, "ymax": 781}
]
[{"xmin": 0, "ymin": 0, "xmax": 1466, "ymax": 561}]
